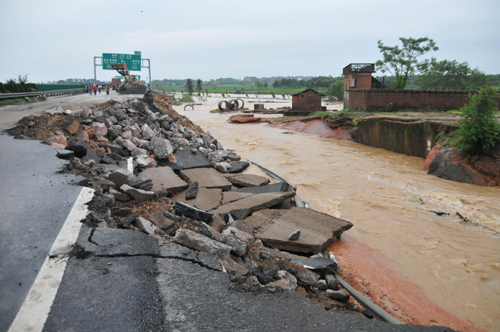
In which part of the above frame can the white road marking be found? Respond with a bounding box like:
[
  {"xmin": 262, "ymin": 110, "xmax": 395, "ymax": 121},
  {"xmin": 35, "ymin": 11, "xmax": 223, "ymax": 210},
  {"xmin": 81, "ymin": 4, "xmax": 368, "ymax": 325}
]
[{"xmin": 8, "ymin": 187, "xmax": 94, "ymax": 332}]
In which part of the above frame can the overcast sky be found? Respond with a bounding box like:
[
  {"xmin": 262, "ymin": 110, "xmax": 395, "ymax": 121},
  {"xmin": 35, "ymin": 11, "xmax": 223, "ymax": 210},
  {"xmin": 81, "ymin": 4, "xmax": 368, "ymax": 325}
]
[{"xmin": 1, "ymin": 0, "xmax": 499, "ymax": 83}]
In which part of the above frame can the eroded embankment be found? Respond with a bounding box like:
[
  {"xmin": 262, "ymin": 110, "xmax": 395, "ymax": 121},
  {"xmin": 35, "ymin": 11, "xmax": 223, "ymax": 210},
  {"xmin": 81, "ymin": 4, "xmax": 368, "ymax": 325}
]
[{"xmin": 269, "ymin": 114, "xmax": 500, "ymax": 187}]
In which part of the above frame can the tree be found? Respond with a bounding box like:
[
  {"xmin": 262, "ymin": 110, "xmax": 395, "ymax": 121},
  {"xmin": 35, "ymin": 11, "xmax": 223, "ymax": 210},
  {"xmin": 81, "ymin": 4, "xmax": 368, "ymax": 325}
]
[
  {"xmin": 263, "ymin": 81, "xmax": 268, "ymax": 88},
  {"xmin": 185, "ymin": 79, "xmax": 194, "ymax": 95},
  {"xmin": 418, "ymin": 59, "xmax": 488, "ymax": 90},
  {"xmin": 255, "ymin": 81, "xmax": 264, "ymax": 93},
  {"xmin": 376, "ymin": 37, "xmax": 438, "ymax": 89},
  {"xmin": 196, "ymin": 79, "xmax": 202, "ymax": 95},
  {"xmin": 17, "ymin": 74, "xmax": 29, "ymax": 84},
  {"xmin": 453, "ymin": 87, "xmax": 500, "ymax": 155},
  {"xmin": 326, "ymin": 80, "xmax": 344, "ymax": 101}
]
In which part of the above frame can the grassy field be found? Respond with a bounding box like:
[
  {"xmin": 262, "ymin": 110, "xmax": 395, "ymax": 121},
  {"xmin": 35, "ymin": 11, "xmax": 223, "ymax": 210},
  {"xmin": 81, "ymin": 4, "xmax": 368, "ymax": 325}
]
[{"xmin": 155, "ymin": 85, "xmax": 327, "ymax": 95}]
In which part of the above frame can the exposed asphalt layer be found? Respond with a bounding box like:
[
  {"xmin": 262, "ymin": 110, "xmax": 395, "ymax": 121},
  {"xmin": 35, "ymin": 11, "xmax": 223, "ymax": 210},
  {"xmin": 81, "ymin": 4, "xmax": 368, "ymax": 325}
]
[
  {"xmin": 0, "ymin": 134, "xmax": 82, "ymax": 331},
  {"xmin": 43, "ymin": 226, "xmax": 456, "ymax": 332}
]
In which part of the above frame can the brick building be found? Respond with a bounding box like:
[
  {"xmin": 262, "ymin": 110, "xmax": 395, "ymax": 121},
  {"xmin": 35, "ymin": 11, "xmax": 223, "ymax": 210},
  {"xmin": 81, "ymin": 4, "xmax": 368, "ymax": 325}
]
[{"xmin": 292, "ymin": 88, "xmax": 324, "ymax": 111}]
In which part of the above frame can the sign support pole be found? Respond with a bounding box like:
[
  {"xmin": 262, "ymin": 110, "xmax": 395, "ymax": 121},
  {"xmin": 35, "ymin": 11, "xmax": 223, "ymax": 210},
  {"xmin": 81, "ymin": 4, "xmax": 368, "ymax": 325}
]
[
  {"xmin": 142, "ymin": 59, "xmax": 152, "ymax": 84},
  {"xmin": 94, "ymin": 56, "xmax": 102, "ymax": 84}
]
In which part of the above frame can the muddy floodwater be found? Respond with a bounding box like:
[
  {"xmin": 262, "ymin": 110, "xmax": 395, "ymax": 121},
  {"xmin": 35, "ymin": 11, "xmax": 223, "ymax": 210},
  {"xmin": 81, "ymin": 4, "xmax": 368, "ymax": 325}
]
[{"xmin": 176, "ymin": 96, "xmax": 500, "ymax": 331}]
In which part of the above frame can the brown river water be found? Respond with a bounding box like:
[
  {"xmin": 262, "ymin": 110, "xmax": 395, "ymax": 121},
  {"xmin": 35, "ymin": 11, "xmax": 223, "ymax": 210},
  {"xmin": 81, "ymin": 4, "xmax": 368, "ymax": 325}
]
[{"xmin": 175, "ymin": 97, "xmax": 500, "ymax": 331}]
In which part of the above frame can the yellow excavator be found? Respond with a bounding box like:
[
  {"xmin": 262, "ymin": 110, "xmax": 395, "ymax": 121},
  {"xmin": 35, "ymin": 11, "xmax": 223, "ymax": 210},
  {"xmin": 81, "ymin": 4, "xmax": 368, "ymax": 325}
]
[{"xmin": 111, "ymin": 64, "xmax": 147, "ymax": 94}]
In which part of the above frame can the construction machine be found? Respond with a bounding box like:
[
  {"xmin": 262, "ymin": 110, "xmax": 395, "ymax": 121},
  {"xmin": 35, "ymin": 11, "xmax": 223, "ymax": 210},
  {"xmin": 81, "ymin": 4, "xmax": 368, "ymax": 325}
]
[{"xmin": 111, "ymin": 64, "xmax": 147, "ymax": 94}]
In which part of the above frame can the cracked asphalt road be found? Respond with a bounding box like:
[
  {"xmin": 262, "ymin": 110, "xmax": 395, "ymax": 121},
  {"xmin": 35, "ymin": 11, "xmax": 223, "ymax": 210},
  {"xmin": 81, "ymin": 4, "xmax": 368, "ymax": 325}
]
[{"xmin": 43, "ymin": 227, "xmax": 456, "ymax": 332}]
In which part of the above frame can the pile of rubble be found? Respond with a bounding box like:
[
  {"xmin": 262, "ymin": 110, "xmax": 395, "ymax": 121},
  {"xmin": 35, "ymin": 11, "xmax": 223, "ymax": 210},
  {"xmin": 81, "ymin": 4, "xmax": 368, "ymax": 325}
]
[{"xmin": 8, "ymin": 94, "xmax": 364, "ymax": 316}]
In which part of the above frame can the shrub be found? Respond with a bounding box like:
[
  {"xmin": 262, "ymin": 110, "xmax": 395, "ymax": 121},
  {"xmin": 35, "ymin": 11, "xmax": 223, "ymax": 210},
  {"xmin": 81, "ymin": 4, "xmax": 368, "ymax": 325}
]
[
  {"xmin": 0, "ymin": 83, "xmax": 5, "ymax": 93},
  {"xmin": 453, "ymin": 87, "xmax": 500, "ymax": 155}
]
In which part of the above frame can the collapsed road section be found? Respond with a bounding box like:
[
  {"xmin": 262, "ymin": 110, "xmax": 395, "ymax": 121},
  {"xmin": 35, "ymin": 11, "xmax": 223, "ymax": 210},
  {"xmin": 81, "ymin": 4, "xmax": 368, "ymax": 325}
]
[{"xmin": 5, "ymin": 94, "xmax": 455, "ymax": 331}]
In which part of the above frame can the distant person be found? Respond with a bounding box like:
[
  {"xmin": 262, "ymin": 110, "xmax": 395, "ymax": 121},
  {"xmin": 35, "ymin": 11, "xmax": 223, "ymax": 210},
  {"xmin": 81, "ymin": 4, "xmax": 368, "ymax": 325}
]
[
  {"xmin": 85, "ymin": 84, "xmax": 88, "ymax": 93},
  {"xmin": 106, "ymin": 84, "xmax": 110, "ymax": 95},
  {"xmin": 89, "ymin": 84, "xmax": 93, "ymax": 95},
  {"xmin": 98, "ymin": 84, "xmax": 102, "ymax": 93},
  {"xmin": 92, "ymin": 84, "xmax": 97, "ymax": 95}
]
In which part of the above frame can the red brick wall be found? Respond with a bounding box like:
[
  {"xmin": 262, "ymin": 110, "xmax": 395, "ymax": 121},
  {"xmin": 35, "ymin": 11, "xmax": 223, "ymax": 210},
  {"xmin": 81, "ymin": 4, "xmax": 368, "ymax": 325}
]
[
  {"xmin": 344, "ymin": 73, "xmax": 372, "ymax": 90},
  {"xmin": 348, "ymin": 89, "xmax": 485, "ymax": 110},
  {"xmin": 292, "ymin": 91, "xmax": 322, "ymax": 110}
]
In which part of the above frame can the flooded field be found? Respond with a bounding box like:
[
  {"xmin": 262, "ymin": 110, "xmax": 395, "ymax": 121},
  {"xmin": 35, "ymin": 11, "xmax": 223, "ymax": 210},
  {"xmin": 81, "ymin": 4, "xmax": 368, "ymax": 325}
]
[{"xmin": 176, "ymin": 95, "xmax": 500, "ymax": 331}]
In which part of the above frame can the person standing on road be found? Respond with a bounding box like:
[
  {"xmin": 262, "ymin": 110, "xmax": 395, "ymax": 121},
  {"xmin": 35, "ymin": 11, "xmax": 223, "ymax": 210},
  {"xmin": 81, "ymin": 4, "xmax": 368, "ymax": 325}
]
[
  {"xmin": 98, "ymin": 84, "xmax": 102, "ymax": 93},
  {"xmin": 106, "ymin": 84, "xmax": 110, "ymax": 95},
  {"xmin": 89, "ymin": 84, "xmax": 93, "ymax": 95},
  {"xmin": 92, "ymin": 84, "xmax": 97, "ymax": 95}
]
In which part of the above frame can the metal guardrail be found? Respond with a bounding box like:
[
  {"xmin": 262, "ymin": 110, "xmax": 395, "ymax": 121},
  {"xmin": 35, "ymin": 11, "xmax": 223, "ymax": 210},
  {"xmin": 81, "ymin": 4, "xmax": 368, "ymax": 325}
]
[{"xmin": 0, "ymin": 88, "xmax": 86, "ymax": 100}]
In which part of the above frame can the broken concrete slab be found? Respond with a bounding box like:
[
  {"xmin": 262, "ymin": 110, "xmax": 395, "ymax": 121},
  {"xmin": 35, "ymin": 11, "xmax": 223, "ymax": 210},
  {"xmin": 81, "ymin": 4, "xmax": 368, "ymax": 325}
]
[
  {"xmin": 158, "ymin": 145, "xmax": 212, "ymax": 170},
  {"xmin": 179, "ymin": 168, "xmax": 232, "ymax": 191},
  {"xmin": 171, "ymin": 187, "xmax": 222, "ymax": 212},
  {"xmin": 226, "ymin": 174, "xmax": 271, "ymax": 187},
  {"xmin": 223, "ymin": 234, "xmax": 248, "ymax": 257},
  {"xmin": 148, "ymin": 208, "xmax": 175, "ymax": 231},
  {"xmin": 212, "ymin": 191, "xmax": 296, "ymax": 220},
  {"xmin": 244, "ymin": 207, "xmax": 353, "ymax": 254},
  {"xmin": 230, "ymin": 182, "xmax": 292, "ymax": 194},
  {"xmin": 139, "ymin": 167, "xmax": 188, "ymax": 195},
  {"xmin": 290, "ymin": 257, "xmax": 339, "ymax": 275},
  {"xmin": 172, "ymin": 201, "xmax": 214, "ymax": 223},
  {"xmin": 220, "ymin": 256, "xmax": 249, "ymax": 277},
  {"xmin": 106, "ymin": 169, "xmax": 142, "ymax": 188},
  {"xmin": 172, "ymin": 229, "xmax": 231, "ymax": 259},
  {"xmin": 226, "ymin": 161, "xmax": 250, "ymax": 174},
  {"xmin": 117, "ymin": 214, "xmax": 140, "ymax": 229},
  {"xmin": 110, "ymin": 188, "xmax": 131, "ymax": 202},
  {"xmin": 133, "ymin": 216, "xmax": 158, "ymax": 235},
  {"xmin": 221, "ymin": 191, "xmax": 254, "ymax": 205},
  {"xmin": 121, "ymin": 184, "xmax": 154, "ymax": 202},
  {"xmin": 222, "ymin": 227, "xmax": 254, "ymax": 243}
]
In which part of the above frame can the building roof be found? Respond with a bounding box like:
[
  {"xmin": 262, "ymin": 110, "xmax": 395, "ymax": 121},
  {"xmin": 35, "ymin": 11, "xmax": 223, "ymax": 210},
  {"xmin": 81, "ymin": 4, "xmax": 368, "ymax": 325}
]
[{"xmin": 292, "ymin": 88, "xmax": 325, "ymax": 97}]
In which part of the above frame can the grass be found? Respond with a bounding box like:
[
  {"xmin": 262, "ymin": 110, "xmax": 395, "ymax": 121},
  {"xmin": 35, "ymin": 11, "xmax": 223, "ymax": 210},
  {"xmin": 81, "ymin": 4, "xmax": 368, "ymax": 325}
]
[{"xmin": 0, "ymin": 97, "xmax": 31, "ymax": 105}]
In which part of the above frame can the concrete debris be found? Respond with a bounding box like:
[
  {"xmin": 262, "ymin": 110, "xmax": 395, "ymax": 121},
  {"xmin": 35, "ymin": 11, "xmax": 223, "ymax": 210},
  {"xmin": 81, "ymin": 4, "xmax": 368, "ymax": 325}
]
[
  {"xmin": 326, "ymin": 289, "xmax": 350, "ymax": 302},
  {"xmin": 110, "ymin": 188, "xmax": 131, "ymax": 202},
  {"xmin": 171, "ymin": 187, "xmax": 222, "ymax": 212},
  {"xmin": 172, "ymin": 201, "xmax": 214, "ymax": 223},
  {"xmin": 213, "ymin": 191, "xmax": 296, "ymax": 220},
  {"xmin": 172, "ymin": 229, "xmax": 231, "ymax": 259},
  {"xmin": 139, "ymin": 167, "xmax": 188, "ymax": 195},
  {"xmin": 185, "ymin": 181, "xmax": 199, "ymax": 200},
  {"xmin": 179, "ymin": 168, "xmax": 232, "ymax": 191},
  {"xmin": 56, "ymin": 150, "xmax": 75, "ymax": 160},
  {"xmin": 133, "ymin": 216, "xmax": 158, "ymax": 235},
  {"xmin": 245, "ymin": 207, "xmax": 353, "ymax": 254},
  {"xmin": 121, "ymin": 184, "xmax": 154, "ymax": 202},
  {"xmin": 107, "ymin": 169, "xmax": 142, "ymax": 188},
  {"xmin": 290, "ymin": 256, "xmax": 339, "ymax": 275},
  {"xmin": 226, "ymin": 174, "xmax": 271, "ymax": 187},
  {"xmin": 151, "ymin": 137, "xmax": 173, "ymax": 160},
  {"xmin": 288, "ymin": 230, "xmax": 301, "ymax": 241},
  {"xmin": 148, "ymin": 208, "xmax": 175, "ymax": 231}
]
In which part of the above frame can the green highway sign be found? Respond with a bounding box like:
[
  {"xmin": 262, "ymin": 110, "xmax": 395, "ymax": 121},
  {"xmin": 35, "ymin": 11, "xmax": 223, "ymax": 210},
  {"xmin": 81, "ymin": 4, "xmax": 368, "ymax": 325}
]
[{"xmin": 102, "ymin": 53, "xmax": 141, "ymax": 71}]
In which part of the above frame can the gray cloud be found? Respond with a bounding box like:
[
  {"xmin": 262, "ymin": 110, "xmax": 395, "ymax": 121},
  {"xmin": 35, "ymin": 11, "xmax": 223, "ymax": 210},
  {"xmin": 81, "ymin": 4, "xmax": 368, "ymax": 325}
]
[{"xmin": 1, "ymin": 0, "xmax": 499, "ymax": 82}]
